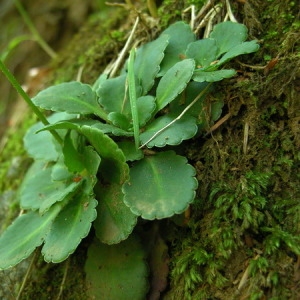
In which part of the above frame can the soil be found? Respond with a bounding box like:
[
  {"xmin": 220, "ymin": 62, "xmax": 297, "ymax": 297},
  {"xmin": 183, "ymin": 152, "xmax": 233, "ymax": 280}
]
[{"xmin": 0, "ymin": 0, "xmax": 299, "ymax": 299}]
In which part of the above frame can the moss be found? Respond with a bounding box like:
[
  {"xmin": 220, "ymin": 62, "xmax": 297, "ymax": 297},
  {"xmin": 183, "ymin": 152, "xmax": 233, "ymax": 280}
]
[{"xmin": 164, "ymin": 1, "xmax": 300, "ymax": 299}]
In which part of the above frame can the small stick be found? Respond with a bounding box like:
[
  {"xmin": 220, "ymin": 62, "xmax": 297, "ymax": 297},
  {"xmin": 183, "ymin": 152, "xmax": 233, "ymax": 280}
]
[
  {"xmin": 16, "ymin": 251, "xmax": 37, "ymax": 300},
  {"xmin": 56, "ymin": 259, "xmax": 70, "ymax": 300},
  {"xmin": 109, "ymin": 17, "xmax": 139, "ymax": 78},
  {"xmin": 204, "ymin": 112, "xmax": 231, "ymax": 137},
  {"xmin": 225, "ymin": 0, "xmax": 238, "ymax": 23},
  {"xmin": 140, "ymin": 84, "xmax": 212, "ymax": 148},
  {"xmin": 243, "ymin": 121, "xmax": 249, "ymax": 155}
]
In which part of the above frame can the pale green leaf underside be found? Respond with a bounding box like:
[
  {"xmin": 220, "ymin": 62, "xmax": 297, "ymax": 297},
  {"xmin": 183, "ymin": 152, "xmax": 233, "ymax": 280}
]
[
  {"xmin": 156, "ymin": 59, "xmax": 195, "ymax": 111},
  {"xmin": 85, "ymin": 236, "xmax": 148, "ymax": 300},
  {"xmin": 123, "ymin": 151, "xmax": 198, "ymax": 220},
  {"xmin": 94, "ymin": 183, "xmax": 137, "ymax": 244},
  {"xmin": 42, "ymin": 195, "xmax": 97, "ymax": 263},
  {"xmin": 0, "ymin": 207, "xmax": 60, "ymax": 270},
  {"xmin": 140, "ymin": 113, "xmax": 198, "ymax": 148},
  {"xmin": 33, "ymin": 81, "xmax": 106, "ymax": 119}
]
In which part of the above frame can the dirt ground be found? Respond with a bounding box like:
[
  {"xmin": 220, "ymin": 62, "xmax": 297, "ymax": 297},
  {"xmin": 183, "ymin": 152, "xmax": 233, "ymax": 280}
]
[{"xmin": 0, "ymin": 0, "xmax": 299, "ymax": 299}]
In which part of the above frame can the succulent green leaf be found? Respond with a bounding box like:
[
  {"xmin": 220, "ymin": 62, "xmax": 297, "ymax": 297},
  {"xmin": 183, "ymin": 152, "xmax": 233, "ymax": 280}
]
[
  {"xmin": 169, "ymin": 81, "xmax": 210, "ymax": 117},
  {"xmin": 51, "ymin": 159, "xmax": 74, "ymax": 181},
  {"xmin": 82, "ymin": 145, "xmax": 102, "ymax": 176},
  {"xmin": 98, "ymin": 74, "xmax": 128, "ymax": 114},
  {"xmin": 80, "ymin": 126, "xmax": 129, "ymax": 184},
  {"xmin": 209, "ymin": 21, "xmax": 248, "ymax": 57},
  {"xmin": 63, "ymin": 131, "xmax": 85, "ymax": 173},
  {"xmin": 42, "ymin": 195, "xmax": 98, "ymax": 263},
  {"xmin": 134, "ymin": 34, "xmax": 169, "ymax": 94},
  {"xmin": 216, "ymin": 40, "xmax": 260, "ymax": 66},
  {"xmin": 159, "ymin": 21, "xmax": 195, "ymax": 76},
  {"xmin": 94, "ymin": 183, "xmax": 137, "ymax": 244},
  {"xmin": 108, "ymin": 112, "xmax": 131, "ymax": 131},
  {"xmin": 0, "ymin": 207, "xmax": 60, "ymax": 270},
  {"xmin": 140, "ymin": 113, "xmax": 198, "ymax": 148},
  {"xmin": 123, "ymin": 151, "xmax": 198, "ymax": 220},
  {"xmin": 186, "ymin": 39, "xmax": 218, "ymax": 68},
  {"xmin": 19, "ymin": 163, "xmax": 81, "ymax": 213},
  {"xmin": 24, "ymin": 112, "xmax": 75, "ymax": 161},
  {"xmin": 32, "ymin": 81, "xmax": 107, "ymax": 120},
  {"xmin": 85, "ymin": 236, "xmax": 148, "ymax": 300},
  {"xmin": 93, "ymin": 73, "xmax": 108, "ymax": 91},
  {"xmin": 156, "ymin": 59, "xmax": 195, "ymax": 111},
  {"xmin": 137, "ymin": 95, "xmax": 156, "ymax": 126},
  {"xmin": 117, "ymin": 141, "xmax": 144, "ymax": 162},
  {"xmin": 193, "ymin": 69, "xmax": 236, "ymax": 82}
]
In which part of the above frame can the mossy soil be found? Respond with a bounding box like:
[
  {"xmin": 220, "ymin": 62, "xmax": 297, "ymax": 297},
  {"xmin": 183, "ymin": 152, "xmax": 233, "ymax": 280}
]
[{"xmin": 0, "ymin": 0, "xmax": 299, "ymax": 299}]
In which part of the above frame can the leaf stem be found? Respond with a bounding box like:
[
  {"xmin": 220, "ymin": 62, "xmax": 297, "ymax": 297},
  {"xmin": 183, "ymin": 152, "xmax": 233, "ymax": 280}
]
[
  {"xmin": 127, "ymin": 48, "xmax": 140, "ymax": 149},
  {"xmin": 0, "ymin": 60, "xmax": 63, "ymax": 144}
]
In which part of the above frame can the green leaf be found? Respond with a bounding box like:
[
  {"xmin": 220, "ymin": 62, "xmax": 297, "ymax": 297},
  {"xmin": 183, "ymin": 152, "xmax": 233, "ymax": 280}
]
[
  {"xmin": 137, "ymin": 95, "xmax": 156, "ymax": 127},
  {"xmin": 117, "ymin": 141, "xmax": 144, "ymax": 162},
  {"xmin": 32, "ymin": 81, "xmax": 107, "ymax": 120},
  {"xmin": 108, "ymin": 112, "xmax": 131, "ymax": 131},
  {"xmin": 193, "ymin": 69, "xmax": 236, "ymax": 82},
  {"xmin": 94, "ymin": 183, "xmax": 137, "ymax": 244},
  {"xmin": 80, "ymin": 126, "xmax": 129, "ymax": 184},
  {"xmin": 169, "ymin": 81, "xmax": 210, "ymax": 117},
  {"xmin": 159, "ymin": 21, "xmax": 195, "ymax": 76},
  {"xmin": 51, "ymin": 159, "xmax": 74, "ymax": 181},
  {"xmin": 93, "ymin": 73, "xmax": 108, "ymax": 91},
  {"xmin": 209, "ymin": 21, "xmax": 248, "ymax": 57},
  {"xmin": 134, "ymin": 34, "xmax": 169, "ymax": 94},
  {"xmin": 24, "ymin": 112, "xmax": 74, "ymax": 161},
  {"xmin": 123, "ymin": 151, "xmax": 198, "ymax": 220},
  {"xmin": 216, "ymin": 40, "xmax": 260, "ymax": 66},
  {"xmin": 19, "ymin": 163, "xmax": 81, "ymax": 213},
  {"xmin": 98, "ymin": 74, "xmax": 129, "ymax": 115},
  {"xmin": 63, "ymin": 131, "xmax": 85, "ymax": 173},
  {"xmin": 186, "ymin": 39, "xmax": 218, "ymax": 68},
  {"xmin": 42, "ymin": 195, "xmax": 98, "ymax": 263},
  {"xmin": 156, "ymin": 59, "xmax": 195, "ymax": 111},
  {"xmin": 82, "ymin": 146, "xmax": 102, "ymax": 176},
  {"xmin": 85, "ymin": 236, "xmax": 148, "ymax": 300},
  {"xmin": 0, "ymin": 207, "xmax": 60, "ymax": 270},
  {"xmin": 140, "ymin": 113, "xmax": 198, "ymax": 148}
]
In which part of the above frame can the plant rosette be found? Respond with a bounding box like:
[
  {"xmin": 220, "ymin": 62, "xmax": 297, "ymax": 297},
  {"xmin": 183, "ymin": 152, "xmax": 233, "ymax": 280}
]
[{"xmin": 0, "ymin": 21, "xmax": 259, "ymax": 294}]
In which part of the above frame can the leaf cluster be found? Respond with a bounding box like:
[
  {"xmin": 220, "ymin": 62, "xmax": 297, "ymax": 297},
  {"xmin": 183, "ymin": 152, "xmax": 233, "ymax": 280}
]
[{"xmin": 0, "ymin": 20, "xmax": 259, "ymax": 298}]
